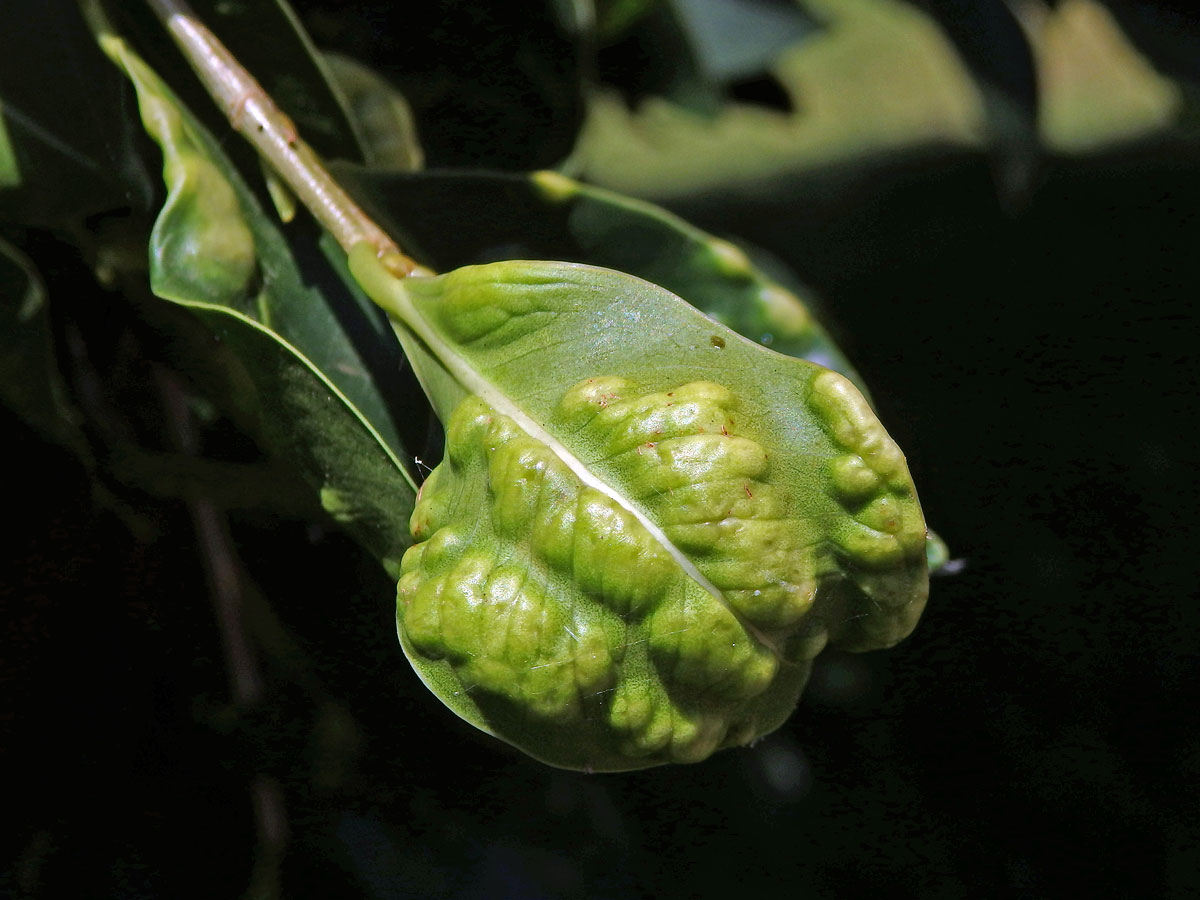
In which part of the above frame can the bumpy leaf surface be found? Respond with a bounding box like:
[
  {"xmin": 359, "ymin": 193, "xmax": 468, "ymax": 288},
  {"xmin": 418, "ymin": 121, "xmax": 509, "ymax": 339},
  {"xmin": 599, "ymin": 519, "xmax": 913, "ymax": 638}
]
[
  {"xmin": 352, "ymin": 248, "xmax": 929, "ymax": 770},
  {"xmin": 334, "ymin": 165, "xmax": 951, "ymax": 572}
]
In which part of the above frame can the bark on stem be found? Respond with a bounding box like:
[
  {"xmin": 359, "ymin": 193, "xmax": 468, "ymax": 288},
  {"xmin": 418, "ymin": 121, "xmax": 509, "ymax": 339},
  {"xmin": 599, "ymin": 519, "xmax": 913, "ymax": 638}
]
[{"xmin": 143, "ymin": 0, "xmax": 423, "ymax": 276}]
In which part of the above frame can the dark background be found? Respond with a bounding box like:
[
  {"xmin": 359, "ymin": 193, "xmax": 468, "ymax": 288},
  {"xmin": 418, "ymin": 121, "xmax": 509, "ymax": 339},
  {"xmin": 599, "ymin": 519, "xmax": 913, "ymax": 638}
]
[{"xmin": 4, "ymin": 1, "xmax": 1199, "ymax": 897}]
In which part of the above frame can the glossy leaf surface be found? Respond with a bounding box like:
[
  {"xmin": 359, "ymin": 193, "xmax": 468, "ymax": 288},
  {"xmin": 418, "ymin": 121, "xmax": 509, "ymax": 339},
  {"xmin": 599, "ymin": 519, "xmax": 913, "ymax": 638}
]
[{"xmin": 352, "ymin": 247, "xmax": 929, "ymax": 770}]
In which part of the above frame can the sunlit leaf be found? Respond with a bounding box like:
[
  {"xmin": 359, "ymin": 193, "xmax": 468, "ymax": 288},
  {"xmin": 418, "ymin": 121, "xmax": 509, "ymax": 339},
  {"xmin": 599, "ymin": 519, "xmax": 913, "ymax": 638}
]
[
  {"xmin": 579, "ymin": 0, "xmax": 1188, "ymax": 200},
  {"xmin": 579, "ymin": 0, "xmax": 988, "ymax": 199},
  {"xmin": 1030, "ymin": 0, "xmax": 1182, "ymax": 153},
  {"xmin": 333, "ymin": 164, "xmax": 951, "ymax": 574},
  {"xmin": 351, "ymin": 245, "xmax": 929, "ymax": 770}
]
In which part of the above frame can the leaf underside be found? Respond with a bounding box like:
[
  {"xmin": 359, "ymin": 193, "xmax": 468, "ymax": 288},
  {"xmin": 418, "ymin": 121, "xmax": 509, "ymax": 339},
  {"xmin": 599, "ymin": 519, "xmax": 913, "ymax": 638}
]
[{"xmin": 353, "ymin": 249, "xmax": 928, "ymax": 770}]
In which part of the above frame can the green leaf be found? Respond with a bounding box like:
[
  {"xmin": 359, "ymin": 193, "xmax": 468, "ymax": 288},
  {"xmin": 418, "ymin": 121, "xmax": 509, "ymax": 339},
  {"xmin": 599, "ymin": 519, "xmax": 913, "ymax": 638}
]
[
  {"xmin": 595, "ymin": 0, "xmax": 815, "ymax": 112},
  {"xmin": 333, "ymin": 166, "xmax": 964, "ymax": 578},
  {"xmin": 330, "ymin": 165, "xmax": 866, "ymax": 390},
  {"xmin": 98, "ymin": 34, "xmax": 418, "ymax": 570},
  {"xmin": 351, "ymin": 246, "xmax": 929, "ymax": 770},
  {"xmin": 669, "ymin": 0, "xmax": 816, "ymax": 84},
  {"xmin": 596, "ymin": 0, "xmax": 659, "ymax": 42}
]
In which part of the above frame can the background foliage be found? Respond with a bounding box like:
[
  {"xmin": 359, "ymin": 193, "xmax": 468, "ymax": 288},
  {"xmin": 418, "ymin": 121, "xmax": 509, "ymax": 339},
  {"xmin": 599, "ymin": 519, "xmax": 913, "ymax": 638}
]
[{"xmin": 3, "ymin": 0, "xmax": 1199, "ymax": 896}]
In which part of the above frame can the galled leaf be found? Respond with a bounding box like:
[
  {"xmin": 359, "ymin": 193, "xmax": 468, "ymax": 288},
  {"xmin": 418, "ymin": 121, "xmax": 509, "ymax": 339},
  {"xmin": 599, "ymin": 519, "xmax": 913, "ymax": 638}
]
[
  {"xmin": 352, "ymin": 247, "xmax": 928, "ymax": 770},
  {"xmin": 333, "ymin": 165, "xmax": 954, "ymax": 571}
]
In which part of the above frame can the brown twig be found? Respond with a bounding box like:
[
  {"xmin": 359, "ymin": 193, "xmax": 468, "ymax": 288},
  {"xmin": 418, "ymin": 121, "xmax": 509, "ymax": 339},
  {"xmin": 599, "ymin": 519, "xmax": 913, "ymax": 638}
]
[{"xmin": 143, "ymin": 0, "xmax": 424, "ymax": 277}]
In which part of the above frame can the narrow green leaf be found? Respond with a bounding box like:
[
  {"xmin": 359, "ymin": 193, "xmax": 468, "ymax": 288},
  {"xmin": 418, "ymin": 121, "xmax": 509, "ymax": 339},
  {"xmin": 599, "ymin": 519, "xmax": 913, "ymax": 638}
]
[
  {"xmin": 99, "ymin": 35, "xmax": 418, "ymax": 570},
  {"xmin": 596, "ymin": 0, "xmax": 660, "ymax": 42},
  {"xmin": 352, "ymin": 246, "xmax": 928, "ymax": 770}
]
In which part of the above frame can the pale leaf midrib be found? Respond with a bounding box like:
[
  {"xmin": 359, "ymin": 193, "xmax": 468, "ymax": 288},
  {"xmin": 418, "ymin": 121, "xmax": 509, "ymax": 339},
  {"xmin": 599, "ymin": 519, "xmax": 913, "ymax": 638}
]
[{"xmin": 391, "ymin": 285, "xmax": 782, "ymax": 659}]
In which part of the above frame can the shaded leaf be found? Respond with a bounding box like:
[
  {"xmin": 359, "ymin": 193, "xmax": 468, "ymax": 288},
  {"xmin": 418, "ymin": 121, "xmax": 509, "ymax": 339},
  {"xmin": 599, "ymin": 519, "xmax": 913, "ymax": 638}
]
[
  {"xmin": 914, "ymin": 0, "xmax": 1040, "ymax": 200},
  {"xmin": 0, "ymin": 114, "xmax": 17, "ymax": 188},
  {"xmin": 670, "ymin": 0, "xmax": 817, "ymax": 84},
  {"xmin": 98, "ymin": 33, "xmax": 418, "ymax": 570},
  {"xmin": 351, "ymin": 246, "xmax": 929, "ymax": 770},
  {"xmin": 1095, "ymin": 0, "xmax": 1200, "ymax": 87},
  {"xmin": 190, "ymin": 0, "xmax": 366, "ymax": 160},
  {"xmin": 595, "ymin": 0, "xmax": 724, "ymax": 112},
  {"xmin": 595, "ymin": 0, "xmax": 660, "ymax": 41},
  {"xmin": 596, "ymin": 0, "xmax": 815, "ymax": 112}
]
